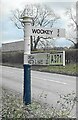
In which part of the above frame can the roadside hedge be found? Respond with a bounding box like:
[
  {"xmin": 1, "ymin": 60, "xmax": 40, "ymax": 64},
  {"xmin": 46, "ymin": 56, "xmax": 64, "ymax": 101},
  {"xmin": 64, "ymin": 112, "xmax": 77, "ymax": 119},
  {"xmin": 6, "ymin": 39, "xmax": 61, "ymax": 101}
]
[
  {"xmin": 65, "ymin": 49, "xmax": 78, "ymax": 64},
  {"xmin": 2, "ymin": 51, "xmax": 24, "ymax": 64},
  {"xmin": 2, "ymin": 49, "xmax": 78, "ymax": 65}
]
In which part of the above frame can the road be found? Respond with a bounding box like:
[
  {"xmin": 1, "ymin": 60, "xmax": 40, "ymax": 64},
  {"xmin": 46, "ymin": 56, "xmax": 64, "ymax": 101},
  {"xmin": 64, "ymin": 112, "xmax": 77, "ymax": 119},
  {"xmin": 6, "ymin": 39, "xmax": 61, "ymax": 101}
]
[{"xmin": 0, "ymin": 65, "xmax": 77, "ymax": 117}]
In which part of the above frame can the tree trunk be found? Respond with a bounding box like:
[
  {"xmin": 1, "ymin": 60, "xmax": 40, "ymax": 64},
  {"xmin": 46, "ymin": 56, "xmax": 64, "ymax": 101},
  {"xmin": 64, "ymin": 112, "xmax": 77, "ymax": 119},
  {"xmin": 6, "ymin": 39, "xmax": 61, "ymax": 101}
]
[
  {"xmin": 33, "ymin": 36, "xmax": 40, "ymax": 50},
  {"xmin": 31, "ymin": 36, "xmax": 33, "ymax": 51}
]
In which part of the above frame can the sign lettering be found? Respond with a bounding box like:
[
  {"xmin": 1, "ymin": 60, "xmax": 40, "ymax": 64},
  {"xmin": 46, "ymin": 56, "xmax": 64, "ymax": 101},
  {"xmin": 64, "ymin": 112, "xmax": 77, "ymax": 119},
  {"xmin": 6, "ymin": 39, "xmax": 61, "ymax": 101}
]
[
  {"xmin": 32, "ymin": 29, "xmax": 53, "ymax": 35},
  {"xmin": 50, "ymin": 53, "xmax": 63, "ymax": 65},
  {"xmin": 28, "ymin": 53, "xmax": 50, "ymax": 65},
  {"xmin": 31, "ymin": 26, "xmax": 65, "ymax": 38}
]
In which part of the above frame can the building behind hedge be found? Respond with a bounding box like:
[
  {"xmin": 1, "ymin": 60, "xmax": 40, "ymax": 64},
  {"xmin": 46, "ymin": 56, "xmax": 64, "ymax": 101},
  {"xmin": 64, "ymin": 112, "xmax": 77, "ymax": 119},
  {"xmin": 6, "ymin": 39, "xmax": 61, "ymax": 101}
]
[{"xmin": 2, "ymin": 41, "xmax": 24, "ymax": 52}]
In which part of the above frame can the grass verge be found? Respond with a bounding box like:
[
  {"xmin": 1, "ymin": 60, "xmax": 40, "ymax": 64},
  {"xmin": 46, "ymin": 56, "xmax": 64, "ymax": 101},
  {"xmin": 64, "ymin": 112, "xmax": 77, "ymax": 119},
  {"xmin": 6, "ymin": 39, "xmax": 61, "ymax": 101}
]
[
  {"xmin": 2, "ymin": 63, "xmax": 78, "ymax": 76},
  {"xmin": 2, "ymin": 88, "xmax": 77, "ymax": 119},
  {"xmin": 34, "ymin": 63, "xmax": 78, "ymax": 76}
]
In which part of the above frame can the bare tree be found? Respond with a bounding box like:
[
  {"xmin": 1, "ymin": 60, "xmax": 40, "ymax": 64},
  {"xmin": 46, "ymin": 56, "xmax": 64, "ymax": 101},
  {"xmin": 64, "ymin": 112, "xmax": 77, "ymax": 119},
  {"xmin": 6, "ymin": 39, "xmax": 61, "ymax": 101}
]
[
  {"xmin": 11, "ymin": 4, "xmax": 60, "ymax": 50},
  {"xmin": 65, "ymin": 3, "xmax": 78, "ymax": 48}
]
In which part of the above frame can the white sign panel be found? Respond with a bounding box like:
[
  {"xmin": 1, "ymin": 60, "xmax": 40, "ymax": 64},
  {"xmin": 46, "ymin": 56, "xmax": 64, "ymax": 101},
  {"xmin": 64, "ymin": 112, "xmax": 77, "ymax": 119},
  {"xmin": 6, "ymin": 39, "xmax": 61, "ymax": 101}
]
[
  {"xmin": 31, "ymin": 26, "xmax": 65, "ymax": 38},
  {"xmin": 27, "ymin": 51, "xmax": 65, "ymax": 66},
  {"xmin": 28, "ymin": 53, "xmax": 50, "ymax": 65},
  {"xmin": 50, "ymin": 53, "xmax": 63, "ymax": 65},
  {"xmin": 50, "ymin": 51, "xmax": 65, "ymax": 66}
]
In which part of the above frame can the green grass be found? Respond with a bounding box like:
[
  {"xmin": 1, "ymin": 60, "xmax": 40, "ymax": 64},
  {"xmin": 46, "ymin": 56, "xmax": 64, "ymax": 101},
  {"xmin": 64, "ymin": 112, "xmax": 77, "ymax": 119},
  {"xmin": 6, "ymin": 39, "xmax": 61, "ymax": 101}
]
[
  {"xmin": 40, "ymin": 63, "xmax": 77, "ymax": 76},
  {"xmin": 2, "ymin": 63, "xmax": 78, "ymax": 76}
]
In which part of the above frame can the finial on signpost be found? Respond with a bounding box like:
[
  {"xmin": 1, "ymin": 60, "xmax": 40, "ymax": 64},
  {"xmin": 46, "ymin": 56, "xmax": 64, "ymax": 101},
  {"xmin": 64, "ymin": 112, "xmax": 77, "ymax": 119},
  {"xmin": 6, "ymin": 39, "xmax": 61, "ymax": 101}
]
[
  {"xmin": 20, "ymin": 16, "xmax": 33, "ymax": 23},
  {"xmin": 21, "ymin": 16, "xmax": 33, "ymax": 55}
]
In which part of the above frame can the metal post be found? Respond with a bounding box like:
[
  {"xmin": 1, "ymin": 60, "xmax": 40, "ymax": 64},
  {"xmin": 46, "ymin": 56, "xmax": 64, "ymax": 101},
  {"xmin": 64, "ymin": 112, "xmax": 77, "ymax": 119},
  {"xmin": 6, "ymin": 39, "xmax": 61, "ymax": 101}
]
[{"xmin": 21, "ymin": 16, "xmax": 32, "ymax": 105}]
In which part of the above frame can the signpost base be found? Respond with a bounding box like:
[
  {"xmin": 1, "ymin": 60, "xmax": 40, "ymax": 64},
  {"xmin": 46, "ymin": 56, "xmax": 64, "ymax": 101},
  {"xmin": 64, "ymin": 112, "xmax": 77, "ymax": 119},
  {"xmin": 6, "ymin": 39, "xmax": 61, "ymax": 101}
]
[{"xmin": 23, "ymin": 64, "xmax": 31, "ymax": 105}]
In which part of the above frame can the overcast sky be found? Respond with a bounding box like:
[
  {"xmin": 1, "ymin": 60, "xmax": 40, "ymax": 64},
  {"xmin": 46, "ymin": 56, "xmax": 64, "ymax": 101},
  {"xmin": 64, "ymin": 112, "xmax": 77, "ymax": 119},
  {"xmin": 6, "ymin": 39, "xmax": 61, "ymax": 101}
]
[{"xmin": 0, "ymin": 0, "xmax": 77, "ymax": 47}]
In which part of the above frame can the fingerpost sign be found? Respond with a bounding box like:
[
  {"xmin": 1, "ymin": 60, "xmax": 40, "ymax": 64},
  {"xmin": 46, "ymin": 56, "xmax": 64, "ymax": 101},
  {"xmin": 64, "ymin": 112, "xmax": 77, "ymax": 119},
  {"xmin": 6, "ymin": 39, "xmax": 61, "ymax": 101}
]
[{"xmin": 21, "ymin": 16, "xmax": 65, "ymax": 105}]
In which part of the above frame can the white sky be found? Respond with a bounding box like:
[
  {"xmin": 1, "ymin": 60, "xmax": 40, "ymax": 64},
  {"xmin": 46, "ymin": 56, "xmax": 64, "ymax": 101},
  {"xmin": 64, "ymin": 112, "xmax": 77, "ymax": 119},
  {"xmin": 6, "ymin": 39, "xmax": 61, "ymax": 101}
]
[
  {"xmin": 0, "ymin": 0, "xmax": 77, "ymax": 47},
  {"xmin": 1, "ymin": 0, "xmax": 77, "ymax": 16}
]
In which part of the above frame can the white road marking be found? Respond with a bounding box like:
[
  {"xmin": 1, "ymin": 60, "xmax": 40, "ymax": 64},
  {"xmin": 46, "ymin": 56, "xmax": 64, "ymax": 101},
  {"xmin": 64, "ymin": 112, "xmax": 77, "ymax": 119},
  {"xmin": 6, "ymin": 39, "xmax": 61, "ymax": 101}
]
[{"xmin": 32, "ymin": 76, "xmax": 67, "ymax": 85}]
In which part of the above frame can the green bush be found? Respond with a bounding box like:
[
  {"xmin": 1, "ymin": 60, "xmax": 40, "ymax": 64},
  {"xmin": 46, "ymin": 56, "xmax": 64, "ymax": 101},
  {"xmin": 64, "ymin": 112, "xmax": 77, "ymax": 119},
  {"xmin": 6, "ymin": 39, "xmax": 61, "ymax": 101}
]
[{"xmin": 65, "ymin": 49, "xmax": 78, "ymax": 64}]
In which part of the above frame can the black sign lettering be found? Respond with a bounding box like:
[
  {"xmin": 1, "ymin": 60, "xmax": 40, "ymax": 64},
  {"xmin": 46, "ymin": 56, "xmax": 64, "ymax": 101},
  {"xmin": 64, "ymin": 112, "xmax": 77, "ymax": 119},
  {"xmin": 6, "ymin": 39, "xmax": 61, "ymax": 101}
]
[
  {"xmin": 32, "ymin": 28, "xmax": 53, "ymax": 35},
  {"xmin": 40, "ymin": 29, "xmax": 44, "ymax": 34},
  {"xmin": 32, "ymin": 29, "xmax": 37, "ymax": 34},
  {"xmin": 45, "ymin": 30, "xmax": 49, "ymax": 34},
  {"xmin": 37, "ymin": 29, "xmax": 41, "ymax": 34}
]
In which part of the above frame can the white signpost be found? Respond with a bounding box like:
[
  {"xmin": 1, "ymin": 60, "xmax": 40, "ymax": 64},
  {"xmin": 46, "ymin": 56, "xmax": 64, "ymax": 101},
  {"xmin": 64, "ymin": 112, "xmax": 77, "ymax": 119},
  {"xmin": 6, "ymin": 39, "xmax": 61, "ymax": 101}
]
[
  {"xmin": 76, "ymin": 1, "xmax": 78, "ymax": 47},
  {"xmin": 76, "ymin": 1, "xmax": 78, "ymax": 118},
  {"xmin": 21, "ymin": 16, "xmax": 66, "ymax": 105},
  {"xmin": 76, "ymin": 1, "xmax": 78, "ymax": 25}
]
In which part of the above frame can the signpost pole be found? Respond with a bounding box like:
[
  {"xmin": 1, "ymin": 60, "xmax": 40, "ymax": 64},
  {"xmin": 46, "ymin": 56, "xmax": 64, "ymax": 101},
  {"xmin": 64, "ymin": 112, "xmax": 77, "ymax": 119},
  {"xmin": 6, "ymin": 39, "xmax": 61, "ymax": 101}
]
[
  {"xmin": 20, "ymin": 15, "xmax": 65, "ymax": 104},
  {"xmin": 76, "ymin": 1, "xmax": 78, "ymax": 118},
  {"xmin": 76, "ymin": 1, "xmax": 78, "ymax": 47},
  {"xmin": 63, "ymin": 51, "xmax": 65, "ymax": 66},
  {"xmin": 21, "ymin": 16, "xmax": 32, "ymax": 105}
]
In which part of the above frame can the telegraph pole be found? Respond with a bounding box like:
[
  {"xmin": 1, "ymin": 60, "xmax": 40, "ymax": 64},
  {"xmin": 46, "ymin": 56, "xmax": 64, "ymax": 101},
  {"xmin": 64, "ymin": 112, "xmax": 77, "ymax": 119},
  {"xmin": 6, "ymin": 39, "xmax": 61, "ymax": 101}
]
[{"xmin": 21, "ymin": 16, "xmax": 32, "ymax": 105}]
